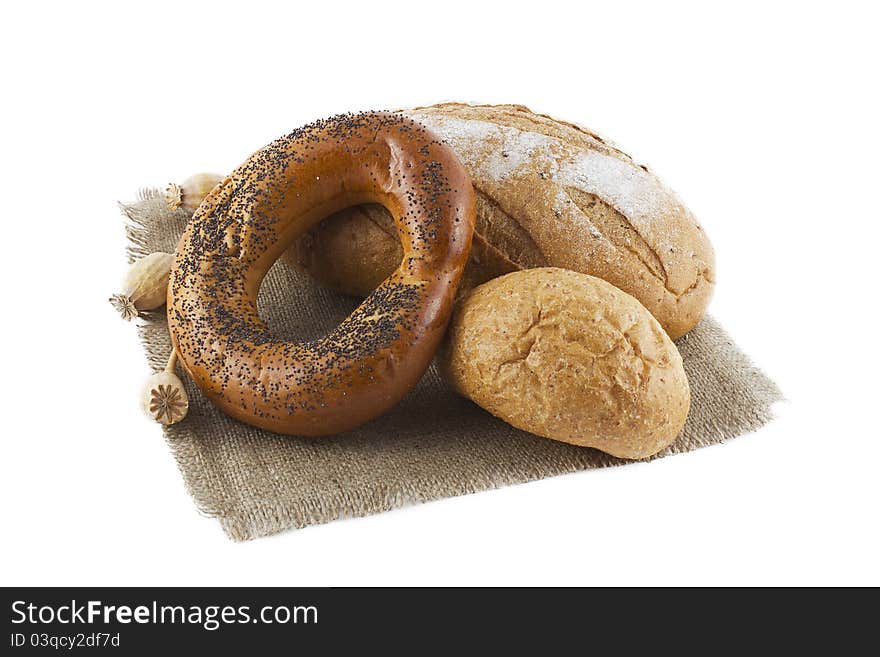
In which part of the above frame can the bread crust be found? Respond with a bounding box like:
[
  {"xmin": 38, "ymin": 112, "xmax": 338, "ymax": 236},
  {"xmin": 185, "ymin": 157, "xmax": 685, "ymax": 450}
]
[
  {"xmin": 167, "ymin": 112, "xmax": 475, "ymax": 435},
  {"xmin": 439, "ymin": 268, "xmax": 690, "ymax": 459},
  {"xmin": 284, "ymin": 103, "xmax": 714, "ymax": 338}
]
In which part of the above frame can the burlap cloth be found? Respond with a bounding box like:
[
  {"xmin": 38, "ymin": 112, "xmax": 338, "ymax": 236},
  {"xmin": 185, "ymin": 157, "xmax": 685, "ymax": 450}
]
[{"xmin": 122, "ymin": 189, "xmax": 782, "ymax": 541}]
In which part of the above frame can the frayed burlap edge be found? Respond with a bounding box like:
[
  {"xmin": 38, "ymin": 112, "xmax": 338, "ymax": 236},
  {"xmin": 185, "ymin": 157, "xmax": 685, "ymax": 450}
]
[{"xmin": 120, "ymin": 190, "xmax": 228, "ymax": 523}]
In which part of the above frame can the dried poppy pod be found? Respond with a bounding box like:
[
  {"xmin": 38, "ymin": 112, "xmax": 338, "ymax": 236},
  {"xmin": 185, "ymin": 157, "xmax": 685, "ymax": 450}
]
[
  {"xmin": 165, "ymin": 173, "xmax": 224, "ymax": 213},
  {"xmin": 141, "ymin": 350, "xmax": 189, "ymax": 425},
  {"xmin": 109, "ymin": 252, "xmax": 175, "ymax": 321}
]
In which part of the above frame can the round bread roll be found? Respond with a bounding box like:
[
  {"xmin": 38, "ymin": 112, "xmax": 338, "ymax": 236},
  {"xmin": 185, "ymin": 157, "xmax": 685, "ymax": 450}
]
[
  {"xmin": 285, "ymin": 103, "xmax": 715, "ymax": 339},
  {"xmin": 293, "ymin": 202, "xmax": 519, "ymax": 297},
  {"xmin": 439, "ymin": 268, "xmax": 690, "ymax": 459}
]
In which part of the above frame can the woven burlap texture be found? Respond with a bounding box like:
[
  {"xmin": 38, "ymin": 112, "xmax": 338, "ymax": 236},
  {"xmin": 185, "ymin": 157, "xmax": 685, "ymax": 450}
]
[{"xmin": 122, "ymin": 189, "xmax": 781, "ymax": 541}]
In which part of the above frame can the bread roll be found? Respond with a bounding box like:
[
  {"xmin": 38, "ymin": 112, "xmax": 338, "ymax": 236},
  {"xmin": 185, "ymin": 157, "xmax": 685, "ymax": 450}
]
[
  {"xmin": 439, "ymin": 268, "xmax": 690, "ymax": 459},
  {"xmin": 285, "ymin": 103, "xmax": 714, "ymax": 338}
]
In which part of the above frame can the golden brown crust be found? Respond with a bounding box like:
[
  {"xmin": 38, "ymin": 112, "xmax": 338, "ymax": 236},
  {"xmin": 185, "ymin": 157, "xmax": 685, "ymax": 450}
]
[
  {"xmin": 439, "ymin": 268, "xmax": 690, "ymax": 459},
  {"xmin": 168, "ymin": 112, "xmax": 475, "ymax": 435},
  {"xmin": 286, "ymin": 198, "xmax": 522, "ymax": 300},
  {"xmin": 283, "ymin": 103, "xmax": 714, "ymax": 338},
  {"xmin": 288, "ymin": 204, "xmax": 401, "ymax": 297}
]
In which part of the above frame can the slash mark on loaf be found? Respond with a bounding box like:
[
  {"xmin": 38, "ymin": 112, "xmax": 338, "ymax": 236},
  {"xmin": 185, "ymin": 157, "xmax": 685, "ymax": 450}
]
[{"xmin": 564, "ymin": 186, "xmax": 668, "ymax": 287}]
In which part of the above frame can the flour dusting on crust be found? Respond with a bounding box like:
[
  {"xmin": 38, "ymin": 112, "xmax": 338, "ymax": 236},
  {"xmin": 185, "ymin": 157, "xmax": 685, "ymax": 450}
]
[{"xmin": 408, "ymin": 114, "xmax": 693, "ymax": 236}]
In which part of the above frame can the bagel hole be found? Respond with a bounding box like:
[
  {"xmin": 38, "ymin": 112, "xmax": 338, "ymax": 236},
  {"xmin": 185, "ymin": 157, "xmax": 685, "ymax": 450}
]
[{"xmin": 256, "ymin": 258, "xmax": 360, "ymax": 343}]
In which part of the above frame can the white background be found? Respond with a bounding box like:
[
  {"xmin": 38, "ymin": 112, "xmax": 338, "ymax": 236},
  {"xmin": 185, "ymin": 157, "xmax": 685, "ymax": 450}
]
[{"xmin": 2, "ymin": 1, "xmax": 877, "ymax": 586}]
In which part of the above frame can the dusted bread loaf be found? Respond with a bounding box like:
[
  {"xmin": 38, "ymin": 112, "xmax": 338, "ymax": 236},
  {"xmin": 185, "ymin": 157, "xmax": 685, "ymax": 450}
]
[
  {"xmin": 285, "ymin": 103, "xmax": 714, "ymax": 338},
  {"xmin": 439, "ymin": 268, "xmax": 690, "ymax": 459}
]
